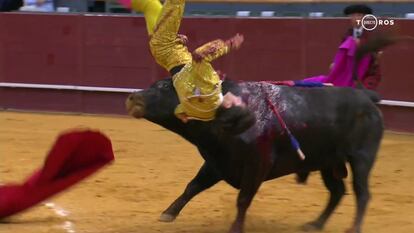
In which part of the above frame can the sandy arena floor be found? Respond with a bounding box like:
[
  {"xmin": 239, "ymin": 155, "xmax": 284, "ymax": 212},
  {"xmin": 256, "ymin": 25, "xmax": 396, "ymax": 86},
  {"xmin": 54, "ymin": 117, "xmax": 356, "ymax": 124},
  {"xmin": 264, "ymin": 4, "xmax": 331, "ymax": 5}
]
[{"xmin": 0, "ymin": 111, "xmax": 413, "ymax": 233}]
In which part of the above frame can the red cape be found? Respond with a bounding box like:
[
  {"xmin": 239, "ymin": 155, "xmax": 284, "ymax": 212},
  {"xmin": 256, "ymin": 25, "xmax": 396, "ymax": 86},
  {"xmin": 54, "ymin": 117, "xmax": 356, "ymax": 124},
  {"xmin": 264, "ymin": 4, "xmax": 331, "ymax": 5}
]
[{"xmin": 0, "ymin": 130, "xmax": 115, "ymax": 219}]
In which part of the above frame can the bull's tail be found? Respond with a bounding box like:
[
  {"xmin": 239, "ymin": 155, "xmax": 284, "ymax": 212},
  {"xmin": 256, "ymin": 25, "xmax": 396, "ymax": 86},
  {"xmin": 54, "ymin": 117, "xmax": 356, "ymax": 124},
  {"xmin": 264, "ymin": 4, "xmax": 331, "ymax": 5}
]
[
  {"xmin": 352, "ymin": 32, "xmax": 397, "ymax": 86},
  {"xmin": 352, "ymin": 32, "xmax": 399, "ymax": 103},
  {"xmin": 352, "ymin": 33, "xmax": 414, "ymax": 86},
  {"xmin": 354, "ymin": 33, "xmax": 396, "ymax": 64}
]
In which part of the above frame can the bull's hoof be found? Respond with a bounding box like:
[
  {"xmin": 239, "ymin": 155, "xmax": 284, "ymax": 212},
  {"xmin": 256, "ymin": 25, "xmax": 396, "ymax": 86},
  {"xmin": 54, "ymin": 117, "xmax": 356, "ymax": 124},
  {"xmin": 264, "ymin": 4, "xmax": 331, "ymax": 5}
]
[
  {"xmin": 0, "ymin": 217, "xmax": 11, "ymax": 223},
  {"xmin": 228, "ymin": 224, "xmax": 243, "ymax": 233},
  {"xmin": 301, "ymin": 221, "xmax": 323, "ymax": 231},
  {"xmin": 345, "ymin": 227, "xmax": 360, "ymax": 233},
  {"xmin": 159, "ymin": 213, "xmax": 176, "ymax": 222}
]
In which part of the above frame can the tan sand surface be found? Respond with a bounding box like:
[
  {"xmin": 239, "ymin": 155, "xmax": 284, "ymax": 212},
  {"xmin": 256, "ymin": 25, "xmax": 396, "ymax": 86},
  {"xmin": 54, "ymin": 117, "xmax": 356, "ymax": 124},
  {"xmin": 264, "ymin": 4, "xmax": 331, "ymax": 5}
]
[{"xmin": 0, "ymin": 111, "xmax": 413, "ymax": 233}]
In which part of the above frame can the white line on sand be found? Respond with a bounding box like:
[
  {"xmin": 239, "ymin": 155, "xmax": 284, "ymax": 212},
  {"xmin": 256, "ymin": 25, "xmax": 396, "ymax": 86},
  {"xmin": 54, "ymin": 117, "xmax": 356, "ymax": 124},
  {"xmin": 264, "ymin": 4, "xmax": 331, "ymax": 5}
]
[{"xmin": 44, "ymin": 202, "xmax": 76, "ymax": 233}]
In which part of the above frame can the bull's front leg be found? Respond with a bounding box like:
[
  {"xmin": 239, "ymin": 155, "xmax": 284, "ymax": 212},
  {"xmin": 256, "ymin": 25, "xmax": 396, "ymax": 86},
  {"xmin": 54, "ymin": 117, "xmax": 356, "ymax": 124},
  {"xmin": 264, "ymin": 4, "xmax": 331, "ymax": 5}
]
[
  {"xmin": 159, "ymin": 163, "xmax": 221, "ymax": 222},
  {"xmin": 229, "ymin": 182, "xmax": 262, "ymax": 233},
  {"xmin": 229, "ymin": 160, "xmax": 268, "ymax": 233}
]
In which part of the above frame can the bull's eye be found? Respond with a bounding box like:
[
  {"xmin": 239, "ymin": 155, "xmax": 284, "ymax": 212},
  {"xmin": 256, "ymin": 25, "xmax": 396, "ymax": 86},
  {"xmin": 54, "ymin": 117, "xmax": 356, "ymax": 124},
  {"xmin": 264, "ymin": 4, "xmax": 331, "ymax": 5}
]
[
  {"xmin": 158, "ymin": 82, "xmax": 169, "ymax": 90},
  {"xmin": 153, "ymin": 80, "xmax": 172, "ymax": 91}
]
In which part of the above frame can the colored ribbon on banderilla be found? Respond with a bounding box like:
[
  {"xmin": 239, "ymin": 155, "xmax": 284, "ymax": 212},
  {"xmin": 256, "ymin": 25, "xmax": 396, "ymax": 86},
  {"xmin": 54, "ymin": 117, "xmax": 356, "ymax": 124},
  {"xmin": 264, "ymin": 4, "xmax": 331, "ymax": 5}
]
[{"xmin": 261, "ymin": 83, "xmax": 306, "ymax": 160}]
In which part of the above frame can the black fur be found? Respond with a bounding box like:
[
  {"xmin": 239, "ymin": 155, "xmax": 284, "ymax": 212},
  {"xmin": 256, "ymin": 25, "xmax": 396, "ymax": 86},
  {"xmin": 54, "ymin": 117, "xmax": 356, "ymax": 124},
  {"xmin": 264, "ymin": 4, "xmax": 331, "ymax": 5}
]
[{"xmin": 127, "ymin": 79, "xmax": 383, "ymax": 233}]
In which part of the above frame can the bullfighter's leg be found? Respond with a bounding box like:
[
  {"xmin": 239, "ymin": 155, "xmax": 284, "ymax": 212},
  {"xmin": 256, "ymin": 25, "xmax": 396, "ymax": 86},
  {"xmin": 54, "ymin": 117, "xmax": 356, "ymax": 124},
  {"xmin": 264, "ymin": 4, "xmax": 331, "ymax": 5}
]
[
  {"xmin": 149, "ymin": 0, "xmax": 192, "ymax": 71},
  {"xmin": 130, "ymin": 0, "xmax": 162, "ymax": 35},
  {"xmin": 302, "ymin": 168, "xmax": 346, "ymax": 231},
  {"xmin": 159, "ymin": 163, "xmax": 221, "ymax": 222}
]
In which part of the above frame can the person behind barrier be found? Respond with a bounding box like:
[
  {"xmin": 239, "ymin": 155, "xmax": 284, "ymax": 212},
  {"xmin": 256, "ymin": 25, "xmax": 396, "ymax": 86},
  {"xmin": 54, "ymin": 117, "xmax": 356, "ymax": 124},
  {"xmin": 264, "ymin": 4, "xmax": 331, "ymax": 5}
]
[
  {"xmin": 0, "ymin": 0, "xmax": 23, "ymax": 11},
  {"xmin": 302, "ymin": 4, "xmax": 382, "ymax": 90},
  {"xmin": 22, "ymin": 0, "xmax": 54, "ymax": 12}
]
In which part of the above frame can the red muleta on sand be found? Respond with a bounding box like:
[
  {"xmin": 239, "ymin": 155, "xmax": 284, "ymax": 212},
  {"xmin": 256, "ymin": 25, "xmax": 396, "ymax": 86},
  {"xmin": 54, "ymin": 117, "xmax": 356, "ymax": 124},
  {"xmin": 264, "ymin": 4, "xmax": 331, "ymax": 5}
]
[{"xmin": 0, "ymin": 130, "xmax": 115, "ymax": 219}]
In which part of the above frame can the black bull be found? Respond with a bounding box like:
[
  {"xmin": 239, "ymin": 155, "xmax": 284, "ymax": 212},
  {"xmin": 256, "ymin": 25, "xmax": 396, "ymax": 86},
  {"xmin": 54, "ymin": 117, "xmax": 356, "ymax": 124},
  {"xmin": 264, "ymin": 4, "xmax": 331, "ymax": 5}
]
[{"xmin": 126, "ymin": 80, "xmax": 383, "ymax": 233}]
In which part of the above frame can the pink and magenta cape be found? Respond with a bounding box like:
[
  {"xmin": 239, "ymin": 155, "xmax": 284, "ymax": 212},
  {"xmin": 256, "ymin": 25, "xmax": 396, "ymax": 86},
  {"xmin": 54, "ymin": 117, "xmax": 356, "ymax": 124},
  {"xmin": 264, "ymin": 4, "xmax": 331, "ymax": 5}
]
[{"xmin": 304, "ymin": 36, "xmax": 372, "ymax": 87}]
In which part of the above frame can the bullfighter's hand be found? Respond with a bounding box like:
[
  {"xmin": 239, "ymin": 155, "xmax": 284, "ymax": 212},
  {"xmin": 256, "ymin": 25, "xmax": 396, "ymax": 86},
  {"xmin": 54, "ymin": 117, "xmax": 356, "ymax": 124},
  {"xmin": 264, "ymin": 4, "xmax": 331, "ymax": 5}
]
[
  {"xmin": 222, "ymin": 92, "xmax": 245, "ymax": 108},
  {"xmin": 377, "ymin": 51, "xmax": 383, "ymax": 59},
  {"xmin": 229, "ymin": 33, "xmax": 244, "ymax": 50},
  {"xmin": 176, "ymin": 113, "xmax": 189, "ymax": 123},
  {"xmin": 177, "ymin": 34, "xmax": 188, "ymax": 45}
]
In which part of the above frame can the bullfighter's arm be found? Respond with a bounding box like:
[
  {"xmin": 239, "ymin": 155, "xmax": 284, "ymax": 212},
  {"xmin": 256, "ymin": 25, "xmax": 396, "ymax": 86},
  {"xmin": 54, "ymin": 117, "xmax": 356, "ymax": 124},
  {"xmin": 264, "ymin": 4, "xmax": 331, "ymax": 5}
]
[{"xmin": 192, "ymin": 33, "xmax": 244, "ymax": 63}]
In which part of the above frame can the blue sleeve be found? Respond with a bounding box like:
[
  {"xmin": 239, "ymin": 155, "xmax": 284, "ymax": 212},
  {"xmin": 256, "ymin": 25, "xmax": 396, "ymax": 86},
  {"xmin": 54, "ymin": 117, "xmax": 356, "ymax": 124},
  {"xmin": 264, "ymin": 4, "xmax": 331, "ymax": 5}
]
[{"xmin": 293, "ymin": 81, "xmax": 325, "ymax": 87}]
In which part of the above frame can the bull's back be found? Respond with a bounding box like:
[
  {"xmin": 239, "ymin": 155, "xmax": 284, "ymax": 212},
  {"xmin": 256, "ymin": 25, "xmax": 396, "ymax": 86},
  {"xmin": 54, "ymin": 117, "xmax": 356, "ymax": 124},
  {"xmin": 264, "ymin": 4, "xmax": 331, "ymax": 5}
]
[
  {"xmin": 245, "ymin": 84, "xmax": 380, "ymax": 134},
  {"xmin": 277, "ymin": 86, "xmax": 381, "ymax": 133},
  {"xmin": 244, "ymin": 84, "xmax": 382, "ymax": 178}
]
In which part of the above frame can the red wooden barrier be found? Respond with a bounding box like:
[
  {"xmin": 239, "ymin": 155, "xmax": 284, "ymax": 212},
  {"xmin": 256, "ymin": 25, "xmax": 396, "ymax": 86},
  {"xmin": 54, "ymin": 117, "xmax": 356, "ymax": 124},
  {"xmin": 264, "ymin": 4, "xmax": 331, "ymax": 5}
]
[{"xmin": 0, "ymin": 13, "xmax": 413, "ymax": 132}]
